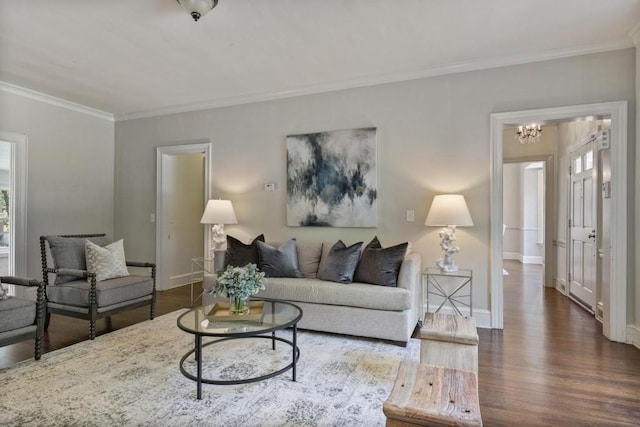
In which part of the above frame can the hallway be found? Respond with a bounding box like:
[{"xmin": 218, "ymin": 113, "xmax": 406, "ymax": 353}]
[{"xmin": 478, "ymin": 260, "xmax": 640, "ymax": 425}]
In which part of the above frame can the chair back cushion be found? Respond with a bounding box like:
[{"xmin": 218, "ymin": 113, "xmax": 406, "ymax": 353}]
[{"xmin": 45, "ymin": 235, "xmax": 112, "ymax": 284}]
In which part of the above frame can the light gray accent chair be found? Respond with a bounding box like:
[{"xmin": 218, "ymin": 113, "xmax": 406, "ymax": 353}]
[
  {"xmin": 40, "ymin": 234, "xmax": 156, "ymax": 340},
  {"xmin": 0, "ymin": 276, "xmax": 45, "ymax": 360}
]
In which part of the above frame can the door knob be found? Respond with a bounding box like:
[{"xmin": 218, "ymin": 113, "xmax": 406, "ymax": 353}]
[{"xmin": 588, "ymin": 230, "xmax": 596, "ymax": 239}]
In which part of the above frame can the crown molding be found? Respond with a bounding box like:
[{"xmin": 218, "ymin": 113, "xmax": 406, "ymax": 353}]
[
  {"xmin": 630, "ymin": 22, "xmax": 640, "ymax": 46},
  {"xmin": 1, "ymin": 38, "xmax": 633, "ymax": 123},
  {"xmin": 116, "ymin": 38, "xmax": 633, "ymax": 121},
  {"xmin": 0, "ymin": 81, "xmax": 114, "ymax": 122}
]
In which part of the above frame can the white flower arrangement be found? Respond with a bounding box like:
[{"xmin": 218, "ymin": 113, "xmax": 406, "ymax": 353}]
[{"xmin": 210, "ymin": 263, "xmax": 265, "ymax": 300}]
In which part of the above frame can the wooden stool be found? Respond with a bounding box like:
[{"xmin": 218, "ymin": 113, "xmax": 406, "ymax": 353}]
[
  {"xmin": 419, "ymin": 313, "xmax": 479, "ymax": 373},
  {"xmin": 383, "ymin": 361, "xmax": 482, "ymax": 427}
]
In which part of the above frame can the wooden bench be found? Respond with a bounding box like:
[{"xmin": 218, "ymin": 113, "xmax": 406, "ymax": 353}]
[
  {"xmin": 419, "ymin": 313, "xmax": 479, "ymax": 373},
  {"xmin": 384, "ymin": 313, "xmax": 482, "ymax": 426},
  {"xmin": 383, "ymin": 361, "xmax": 482, "ymax": 427}
]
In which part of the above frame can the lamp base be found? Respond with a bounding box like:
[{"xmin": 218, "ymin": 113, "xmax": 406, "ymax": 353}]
[
  {"xmin": 436, "ymin": 254, "xmax": 459, "ymax": 273},
  {"xmin": 213, "ymin": 250, "xmax": 226, "ymax": 274},
  {"xmin": 436, "ymin": 225, "xmax": 460, "ymax": 273}
]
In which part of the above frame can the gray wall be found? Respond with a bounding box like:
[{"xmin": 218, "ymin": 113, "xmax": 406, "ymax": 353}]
[
  {"xmin": 114, "ymin": 48, "xmax": 636, "ymax": 321},
  {"xmin": 0, "ymin": 91, "xmax": 115, "ymax": 279}
]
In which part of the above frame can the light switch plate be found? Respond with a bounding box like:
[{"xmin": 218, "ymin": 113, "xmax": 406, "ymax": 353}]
[{"xmin": 406, "ymin": 210, "xmax": 415, "ymax": 222}]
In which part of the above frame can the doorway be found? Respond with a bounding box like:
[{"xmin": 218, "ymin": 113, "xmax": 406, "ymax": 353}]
[
  {"xmin": 0, "ymin": 131, "xmax": 27, "ymax": 296},
  {"xmin": 503, "ymin": 161, "xmax": 546, "ymax": 289},
  {"xmin": 490, "ymin": 101, "xmax": 628, "ymax": 342},
  {"xmin": 156, "ymin": 142, "xmax": 212, "ymax": 291}
]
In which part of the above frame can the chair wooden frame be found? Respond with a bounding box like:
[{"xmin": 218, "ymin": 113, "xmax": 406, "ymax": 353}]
[
  {"xmin": 39, "ymin": 234, "xmax": 156, "ymax": 340},
  {"xmin": 0, "ymin": 276, "xmax": 45, "ymax": 360}
]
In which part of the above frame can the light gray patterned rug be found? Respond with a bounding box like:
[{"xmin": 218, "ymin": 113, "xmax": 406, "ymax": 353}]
[{"xmin": 0, "ymin": 310, "xmax": 419, "ymax": 426}]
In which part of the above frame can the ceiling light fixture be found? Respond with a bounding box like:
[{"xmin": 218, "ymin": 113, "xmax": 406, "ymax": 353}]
[
  {"xmin": 177, "ymin": 0, "xmax": 218, "ymax": 22},
  {"xmin": 516, "ymin": 124, "xmax": 543, "ymax": 144}
]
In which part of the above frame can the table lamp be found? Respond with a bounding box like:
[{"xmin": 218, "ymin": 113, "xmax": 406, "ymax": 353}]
[
  {"xmin": 425, "ymin": 194, "xmax": 473, "ymax": 273},
  {"xmin": 200, "ymin": 199, "xmax": 238, "ymax": 272}
]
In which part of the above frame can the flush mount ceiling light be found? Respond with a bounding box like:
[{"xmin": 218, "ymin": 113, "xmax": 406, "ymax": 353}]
[
  {"xmin": 177, "ymin": 0, "xmax": 218, "ymax": 22},
  {"xmin": 516, "ymin": 124, "xmax": 543, "ymax": 144}
]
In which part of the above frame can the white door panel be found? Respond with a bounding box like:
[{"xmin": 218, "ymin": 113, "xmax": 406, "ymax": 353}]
[{"xmin": 569, "ymin": 142, "xmax": 597, "ymax": 311}]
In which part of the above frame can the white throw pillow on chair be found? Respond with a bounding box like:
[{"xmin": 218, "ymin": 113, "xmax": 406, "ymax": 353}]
[{"xmin": 85, "ymin": 239, "xmax": 130, "ymax": 282}]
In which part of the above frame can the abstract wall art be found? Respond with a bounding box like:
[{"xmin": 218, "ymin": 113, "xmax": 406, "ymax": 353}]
[{"xmin": 286, "ymin": 127, "xmax": 377, "ymax": 227}]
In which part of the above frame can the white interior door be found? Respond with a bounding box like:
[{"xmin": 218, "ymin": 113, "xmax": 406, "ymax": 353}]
[{"xmin": 569, "ymin": 142, "xmax": 597, "ymax": 311}]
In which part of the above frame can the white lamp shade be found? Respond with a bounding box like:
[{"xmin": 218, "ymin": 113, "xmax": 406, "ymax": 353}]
[
  {"xmin": 200, "ymin": 199, "xmax": 238, "ymax": 225},
  {"xmin": 425, "ymin": 194, "xmax": 473, "ymax": 227}
]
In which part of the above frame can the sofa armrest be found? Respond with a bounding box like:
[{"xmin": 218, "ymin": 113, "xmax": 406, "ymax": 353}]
[
  {"xmin": 397, "ymin": 253, "xmax": 422, "ymax": 291},
  {"xmin": 397, "ymin": 253, "xmax": 422, "ymax": 319}
]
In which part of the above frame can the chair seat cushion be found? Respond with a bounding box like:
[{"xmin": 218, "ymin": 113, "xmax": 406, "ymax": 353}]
[
  {"xmin": 0, "ymin": 297, "xmax": 36, "ymax": 333},
  {"xmin": 47, "ymin": 275, "xmax": 153, "ymax": 308}
]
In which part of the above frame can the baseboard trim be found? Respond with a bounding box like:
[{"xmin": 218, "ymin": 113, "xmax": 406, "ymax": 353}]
[
  {"xmin": 425, "ymin": 306, "xmax": 491, "ymax": 329},
  {"xmin": 627, "ymin": 324, "xmax": 640, "ymax": 349},
  {"xmin": 503, "ymin": 252, "xmax": 520, "ymax": 261},
  {"xmin": 503, "ymin": 253, "xmax": 543, "ymax": 264}
]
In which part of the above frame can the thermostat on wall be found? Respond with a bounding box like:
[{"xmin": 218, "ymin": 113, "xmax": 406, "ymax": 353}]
[{"xmin": 264, "ymin": 183, "xmax": 276, "ymax": 191}]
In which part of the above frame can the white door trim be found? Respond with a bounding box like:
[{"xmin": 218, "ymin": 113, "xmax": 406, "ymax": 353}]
[
  {"xmin": 490, "ymin": 101, "xmax": 627, "ymax": 342},
  {"xmin": 156, "ymin": 141, "xmax": 211, "ymax": 291},
  {"xmin": 0, "ymin": 131, "xmax": 28, "ymax": 277}
]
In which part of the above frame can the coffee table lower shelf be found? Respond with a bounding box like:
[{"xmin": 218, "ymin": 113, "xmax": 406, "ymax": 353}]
[{"xmin": 179, "ymin": 333, "xmax": 300, "ymax": 397}]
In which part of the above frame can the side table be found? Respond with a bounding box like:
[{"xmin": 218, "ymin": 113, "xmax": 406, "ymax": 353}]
[{"xmin": 422, "ymin": 267, "xmax": 473, "ymax": 317}]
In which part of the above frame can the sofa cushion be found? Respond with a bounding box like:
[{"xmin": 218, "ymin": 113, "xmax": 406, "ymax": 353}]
[
  {"xmin": 46, "ymin": 275, "xmax": 153, "ymax": 308},
  {"xmin": 46, "ymin": 235, "xmax": 113, "ymax": 284},
  {"xmin": 0, "ymin": 297, "xmax": 35, "ymax": 333},
  {"xmin": 258, "ymin": 277, "xmax": 411, "ymax": 311},
  {"xmin": 85, "ymin": 239, "xmax": 130, "ymax": 282},
  {"xmin": 225, "ymin": 234, "xmax": 265, "ymax": 268},
  {"xmin": 318, "ymin": 240, "xmax": 363, "ymax": 284},
  {"xmin": 296, "ymin": 241, "xmax": 323, "ymax": 278},
  {"xmin": 354, "ymin": 237, "xmax": 408, "ymax": 287},
  {"xmin": 257, "ymin": 239, "xmax": 303, "ymax": 278}
]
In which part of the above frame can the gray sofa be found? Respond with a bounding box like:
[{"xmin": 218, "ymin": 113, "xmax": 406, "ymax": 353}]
[{"xmin": 253, "ymin": 241, "xmax": 422, "ymax": 344}]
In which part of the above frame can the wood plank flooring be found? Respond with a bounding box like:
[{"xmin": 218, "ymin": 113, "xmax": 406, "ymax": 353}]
[
  {"xmin": 479, "ymin": 260, "xmax": 640, "ymax": 425},
  {"xmin": 2, "ymin": 261, "xmax": 639, "ymax": 425}
]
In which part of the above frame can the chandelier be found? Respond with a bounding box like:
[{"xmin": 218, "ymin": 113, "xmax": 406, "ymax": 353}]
[
  {"xmin": 177, "ymin": 0, "xmax": 218, "ymax": 22},
  {"xmin": 516, "ymin": 124, "xmax": 542, "ymax": 144}
]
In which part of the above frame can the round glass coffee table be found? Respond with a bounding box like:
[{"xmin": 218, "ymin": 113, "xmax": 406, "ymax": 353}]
[{"xmin": 177, "ymin": 298, "xmax": 303, "ymax": 399}]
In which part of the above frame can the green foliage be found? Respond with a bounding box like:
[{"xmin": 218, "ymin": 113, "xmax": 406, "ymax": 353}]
[{"xmin": 210, "ymin": 263, "xmax": 265, "ymax": 299}]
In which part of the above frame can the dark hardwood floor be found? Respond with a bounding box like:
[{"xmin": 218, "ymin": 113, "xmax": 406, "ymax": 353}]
[
  {"xmin": 479, "ymin": 260, "xmax": 640, "ymax": 426},
  {"xmin": 2, "ymin": 262, "xmax": 639, "ymax": 425}
]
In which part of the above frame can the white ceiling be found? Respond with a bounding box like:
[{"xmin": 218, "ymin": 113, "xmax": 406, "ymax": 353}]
[{"xmin": 1, "ymin": 0, "xmax": 639, "ymax": 120}]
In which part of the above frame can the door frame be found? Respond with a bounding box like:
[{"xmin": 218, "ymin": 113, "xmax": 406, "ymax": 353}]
[
  {"xmin": 503, "ymin": 155, "xmax": 554, "ymax": 288},
  {"xmin": 490, "ymin": 101, "xmax": 628, "ymax": 342},
  {"xmin": 155, "ymin": 141, "xmax": 211, "ymax": 291},
  {"xmin": 0, "ymin": 131, "xmax": 28, "ymax": 278}
]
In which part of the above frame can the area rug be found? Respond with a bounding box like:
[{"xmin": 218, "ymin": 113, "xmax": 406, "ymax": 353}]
[{"xmin": 0, "ymin": 310, "xmax": 419, "ymax": 426}]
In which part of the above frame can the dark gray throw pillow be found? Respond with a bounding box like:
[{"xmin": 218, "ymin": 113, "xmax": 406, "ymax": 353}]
[
  {"xmin": 225, "ymin": 234, "xmax": 265, "ymax": 268},
  {"xmin": 257, "ymin": 239, "xmax": 304, "ymax": 278},
  {"xmin": 353, "ymin": 236, "xmax": 408, "ymax": 287},
  {"xmin": 318, "ymin": 240, "xmax": 363, "ymax": 284},
  {"xmin": 46, "ymin": 235, "xmax": 113, "ymax": 284}
]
